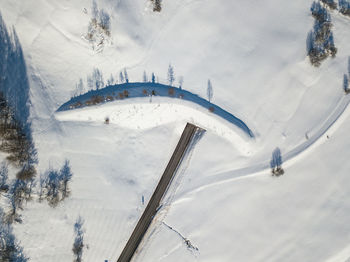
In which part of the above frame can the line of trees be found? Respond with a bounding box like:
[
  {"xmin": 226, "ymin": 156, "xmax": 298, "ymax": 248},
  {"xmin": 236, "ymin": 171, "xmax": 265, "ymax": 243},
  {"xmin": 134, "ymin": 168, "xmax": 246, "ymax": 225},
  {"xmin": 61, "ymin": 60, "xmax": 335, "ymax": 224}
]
[{"xmin": 39, "ymin": 160, "xmax": 73, "ymax": 207}]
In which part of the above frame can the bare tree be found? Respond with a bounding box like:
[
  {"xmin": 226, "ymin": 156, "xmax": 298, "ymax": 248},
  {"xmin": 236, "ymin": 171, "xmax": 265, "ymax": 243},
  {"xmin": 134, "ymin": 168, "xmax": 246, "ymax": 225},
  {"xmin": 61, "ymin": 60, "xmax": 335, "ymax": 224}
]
[
  {"xmin": 73, "ymin": 216, "xmax": 85, "ymax": 262},
  {"xmin": 143, "ymin": 71, "xmax": 148, "ymax": 82},
  {"xmin": 207, "ymin": 79, "xmax": 213, "ymax": 103},
  {"xmin": 119, "ymin": 71, "xmax": 124, "ymax": 83},
  {"xmin": 167, "ymin": 64, "xmax": 175, "ymax": 86},
  {"xmin": 178, "ymin": 76, "xmax": 183, "ymax": 89},
  {"xmin": 107, "ymin": 74, "xmax": 114, "ymax": 86}
]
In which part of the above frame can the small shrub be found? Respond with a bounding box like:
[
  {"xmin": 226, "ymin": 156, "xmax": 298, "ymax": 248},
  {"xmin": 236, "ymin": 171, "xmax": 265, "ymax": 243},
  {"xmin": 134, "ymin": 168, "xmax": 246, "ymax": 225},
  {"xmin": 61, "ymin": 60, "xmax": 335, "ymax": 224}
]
[
  {"xmin": 91, "ymin": 95, "xmax": 104, "ymax": 105},
  {"xmin": 123, "ymin": 90, "xmax": 129, "ymax": 98},
  {"xmin": 73, "ymin": 101, "xmax": 82, "ymax": 108},
  {"xmin": 118, "ymin": 93, "xmax": 124, "ymax": 99},
  {"xmin": 106, "ymin": 95, "xmax": 114, "ymax": 101},
  {"xmin": 168, "ymin": 88, "xmax": 175, "ymax": 96},
  {"xmin": 143, "ymin": 89, "xmax": 148, "ymax": 95},
  {"xmin": 209, "ymin": 107, "xmax": 215, "ymax": 112}
]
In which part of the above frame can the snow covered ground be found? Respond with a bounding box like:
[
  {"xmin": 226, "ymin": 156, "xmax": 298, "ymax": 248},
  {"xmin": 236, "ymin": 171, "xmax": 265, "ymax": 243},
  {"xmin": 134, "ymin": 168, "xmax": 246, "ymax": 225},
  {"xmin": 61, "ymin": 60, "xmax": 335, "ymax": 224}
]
[{"xmin": 1, "ymin": 0, "xmax": 350, "ymax": 261}]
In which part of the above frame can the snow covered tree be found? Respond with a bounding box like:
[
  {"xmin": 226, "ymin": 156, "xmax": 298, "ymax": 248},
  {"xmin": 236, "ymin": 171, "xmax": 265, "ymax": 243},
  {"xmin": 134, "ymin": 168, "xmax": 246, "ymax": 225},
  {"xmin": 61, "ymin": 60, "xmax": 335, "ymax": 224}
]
[
  {"xmin": 151, "ymin": 73, "xmax": 156, "ymax": 83},
  {"xmin": 320, "ymin": 0, "xmax": 337, "ymax": 9},
  {"xmin": 167, "ymin": 64, "xmax": 175, "ymax": 86},
  {"xmin": 152, "ymin": 0, "xmax": 162, "ymax": 12},
  {"xmin": 73, "ymin": 216, "xmax": 85, "ymax": 262},
  {"xmin": 311, "ymin": 1, "xmax": 329, "ymax": 22},
  {"xmin": 307, "ymin": 1, "xmax": 336, "ymax": 66},
  {"xmin": 270, "ymin": 147, "xmax": 284, "ymax": 176},
  {"xmin": 124, "ymin": 68, "xmax": 129, "ymax": 83},
  {"xmin": 143, "ymin": 71, "xmax": 148, "ymax": 82},
  {"xmin": 99, "ymin": 9, "xmax": 110, "ymax": 31},
  {"xmin": 92, "ymin": 0, "xmax": 98, "ymax": 19},
  {"xmin": 119, "ymin": 71, "xmax": 124, "ymax": 83},
  {"xmin": 339, "ymin": 0, "xmax": 350, "ymax": 16},
  {"xmin": 207, "ymin": 79, "xmax": 213, "ymax": 103},
  {"xmin": 0, "ymin": 161, "xmax": 8, "ymax": 191},
  {"xmin": 59, "ymin": 160, "xmax": 73, "ymax": 198}
]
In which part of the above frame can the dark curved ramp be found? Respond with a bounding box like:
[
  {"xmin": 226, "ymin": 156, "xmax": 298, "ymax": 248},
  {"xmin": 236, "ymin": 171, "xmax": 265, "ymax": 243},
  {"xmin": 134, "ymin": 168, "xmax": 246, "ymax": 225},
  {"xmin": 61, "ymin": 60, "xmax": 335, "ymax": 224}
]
[
  {"xmin": 57, "ymin": 82, "xmax": 254, "ymax": 138},
  {"xmin": 117, "ymin": 123, "xmax": 202, "ymax": 262}
]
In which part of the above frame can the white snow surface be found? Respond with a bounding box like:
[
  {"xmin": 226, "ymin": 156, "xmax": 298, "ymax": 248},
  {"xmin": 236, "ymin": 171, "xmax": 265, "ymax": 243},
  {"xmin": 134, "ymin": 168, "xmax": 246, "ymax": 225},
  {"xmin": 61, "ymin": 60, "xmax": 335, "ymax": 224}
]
[{"xmin": 1, "ymin": 0, "xmax": 350, "ymax": 261}]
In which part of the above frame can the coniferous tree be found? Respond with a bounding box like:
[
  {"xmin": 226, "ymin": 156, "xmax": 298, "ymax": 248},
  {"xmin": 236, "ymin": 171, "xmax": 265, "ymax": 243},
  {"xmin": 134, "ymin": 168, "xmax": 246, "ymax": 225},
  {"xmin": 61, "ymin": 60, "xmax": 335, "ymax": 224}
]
[{"xmin": 59, "ymin": 160, "xmax": 73, "ymax": 198}]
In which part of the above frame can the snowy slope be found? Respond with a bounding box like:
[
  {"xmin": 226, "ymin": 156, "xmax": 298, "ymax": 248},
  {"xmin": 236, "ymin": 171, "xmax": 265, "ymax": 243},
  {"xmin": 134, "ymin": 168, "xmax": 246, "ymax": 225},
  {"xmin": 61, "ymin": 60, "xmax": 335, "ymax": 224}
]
[{"xmin": 1, "ymin": 0, "xmax": 350, "ymax": 261}]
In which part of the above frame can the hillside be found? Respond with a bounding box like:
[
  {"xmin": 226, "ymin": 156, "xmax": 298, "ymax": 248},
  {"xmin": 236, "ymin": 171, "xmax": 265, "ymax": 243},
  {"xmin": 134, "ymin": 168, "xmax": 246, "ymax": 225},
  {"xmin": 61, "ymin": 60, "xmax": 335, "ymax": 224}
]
[{"xmin": 1, "ymin": 0, "xmax": 350, "ymax": 261}]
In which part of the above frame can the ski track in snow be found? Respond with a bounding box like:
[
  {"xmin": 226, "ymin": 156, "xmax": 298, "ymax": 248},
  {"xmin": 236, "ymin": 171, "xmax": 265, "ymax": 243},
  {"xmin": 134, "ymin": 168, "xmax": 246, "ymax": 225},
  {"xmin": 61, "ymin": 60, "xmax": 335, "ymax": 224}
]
[{"xmin": 179, "ymin": 92, "xmax": 350, "ymax": 198}]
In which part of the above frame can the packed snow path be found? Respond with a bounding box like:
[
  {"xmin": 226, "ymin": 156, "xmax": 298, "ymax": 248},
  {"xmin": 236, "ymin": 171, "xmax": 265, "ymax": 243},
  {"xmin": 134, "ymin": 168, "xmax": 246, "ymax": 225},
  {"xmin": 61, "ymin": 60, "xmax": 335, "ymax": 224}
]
[
  {"xmin": 57, "ymin": 82, "xmax": 254, "ymax": 138},
  {"xmin": 117, "ymin": 123, "xmax": 203, "ymax": 262}
]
